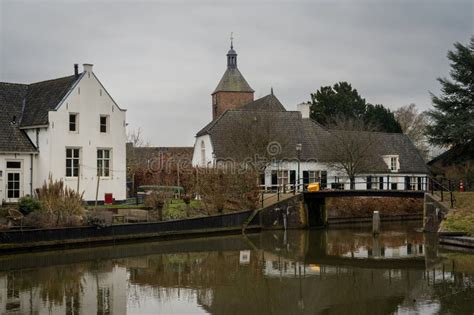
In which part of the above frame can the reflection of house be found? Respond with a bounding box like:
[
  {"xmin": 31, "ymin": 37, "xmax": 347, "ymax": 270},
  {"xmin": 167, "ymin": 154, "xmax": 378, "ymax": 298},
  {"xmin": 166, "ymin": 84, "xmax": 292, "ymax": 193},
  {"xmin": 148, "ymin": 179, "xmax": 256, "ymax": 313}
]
[
  {"xmin": 0, "ymin": 64, "xmax": 127, "ymax": 204},
  {"xmin": 192, "ymin": 43, "xmax": 429, "ymax": 191},
  {"xmin": 0, "ymin": 266, "xmax": 127, "ymax": 314}
]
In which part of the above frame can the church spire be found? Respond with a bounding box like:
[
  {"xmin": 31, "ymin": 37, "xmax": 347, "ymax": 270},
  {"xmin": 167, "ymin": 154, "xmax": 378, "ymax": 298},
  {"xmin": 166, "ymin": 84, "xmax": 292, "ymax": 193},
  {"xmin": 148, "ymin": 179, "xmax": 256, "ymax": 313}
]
[{"xmin": 227, "ymin": 32, "xmax": 237, "ymax": 69}]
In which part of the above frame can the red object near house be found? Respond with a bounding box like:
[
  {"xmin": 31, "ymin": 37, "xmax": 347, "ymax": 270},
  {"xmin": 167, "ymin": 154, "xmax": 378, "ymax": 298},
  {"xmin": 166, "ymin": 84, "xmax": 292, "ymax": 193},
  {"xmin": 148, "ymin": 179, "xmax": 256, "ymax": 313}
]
[
  {"xmin": 104, "ymin": 193, "xmax": 113, "ymax": 204},
  {"xmin": 459, "ymin": 180, "xmax": 465, "ymax": 192}
]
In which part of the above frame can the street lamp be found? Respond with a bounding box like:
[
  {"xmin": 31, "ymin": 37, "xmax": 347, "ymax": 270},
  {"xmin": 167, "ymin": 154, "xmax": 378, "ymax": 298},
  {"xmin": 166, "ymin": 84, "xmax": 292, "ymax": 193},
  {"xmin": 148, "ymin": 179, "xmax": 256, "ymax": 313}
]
[{"xmin": 296, "ymin": 143, "xmax": 302, "ymax": 191}]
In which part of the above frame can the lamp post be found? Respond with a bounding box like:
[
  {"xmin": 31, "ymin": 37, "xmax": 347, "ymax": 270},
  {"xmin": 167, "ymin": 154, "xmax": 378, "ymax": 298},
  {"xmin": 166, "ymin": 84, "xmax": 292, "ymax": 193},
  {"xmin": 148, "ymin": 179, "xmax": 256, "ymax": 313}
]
[{"xmin": 296, "ymin": 143, "xmax": 302, "ymax": 191}]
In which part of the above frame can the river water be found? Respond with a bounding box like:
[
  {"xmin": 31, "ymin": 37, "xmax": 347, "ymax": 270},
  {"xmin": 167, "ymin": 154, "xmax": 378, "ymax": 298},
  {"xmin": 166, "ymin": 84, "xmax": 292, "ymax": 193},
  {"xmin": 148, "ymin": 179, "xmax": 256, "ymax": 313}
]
[{"xmin": 0, "ymin": 222, "xmax": 473, "ymax": 314}]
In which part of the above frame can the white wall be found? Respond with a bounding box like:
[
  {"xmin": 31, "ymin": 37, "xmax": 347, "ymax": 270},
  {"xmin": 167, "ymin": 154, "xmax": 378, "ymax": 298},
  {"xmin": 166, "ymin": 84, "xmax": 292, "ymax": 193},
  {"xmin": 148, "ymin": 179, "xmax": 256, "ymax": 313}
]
[
  {"xmin": 24, "ymin": 66, "xmax": 127, "ymax": 202},
  {"xmin": 192, "ymin": 135, "xmax": 214, "ymax": 167}
]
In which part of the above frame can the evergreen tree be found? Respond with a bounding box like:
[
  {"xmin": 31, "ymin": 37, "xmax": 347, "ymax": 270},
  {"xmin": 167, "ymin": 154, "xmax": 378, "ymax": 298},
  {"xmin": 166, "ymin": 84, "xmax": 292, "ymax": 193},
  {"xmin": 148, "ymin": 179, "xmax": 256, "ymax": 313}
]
[
  {"xmin": 309, "ymin": 81, "xmax": 402, "ymax": 133},
  {"xmin": 365, "ymin": 104, "xmax": 402, "ymax": 133},
  {"xmin": 426, "ymin": 37, "xmax": 474, "ymax": 147},
  {"xmin": 310, "ymin": 82, "xmax": 366, "ymax": 125}
]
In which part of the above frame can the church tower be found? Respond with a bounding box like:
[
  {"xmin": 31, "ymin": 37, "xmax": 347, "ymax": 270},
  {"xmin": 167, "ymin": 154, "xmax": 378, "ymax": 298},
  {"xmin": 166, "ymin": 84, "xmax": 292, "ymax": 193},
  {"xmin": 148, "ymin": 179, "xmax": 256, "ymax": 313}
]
[{"xmin": 212, "ymin": 38, "xmax": 254, "ymax": 119}]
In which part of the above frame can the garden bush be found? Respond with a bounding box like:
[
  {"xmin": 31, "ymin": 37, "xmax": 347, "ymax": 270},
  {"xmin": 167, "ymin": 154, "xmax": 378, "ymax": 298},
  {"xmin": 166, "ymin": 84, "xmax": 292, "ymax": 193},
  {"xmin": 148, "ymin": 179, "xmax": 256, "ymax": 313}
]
[
  {"xmin": 87, "ymin": 210, "xmax": 113, "ymax": 228},
  {"xmin": 18, "ymin": 196, "xmax": 42, "ymax": 215},
  {"xmin": 26, "ymin": 176, "xmax": 86, "ymax": 228},
  {"xmin": 144, "ymin": 191, "xmax": 168, "ymax": 221},
  {"xmin": 197, "ymin": 168, "xmax": 260, "ymax": 213}
]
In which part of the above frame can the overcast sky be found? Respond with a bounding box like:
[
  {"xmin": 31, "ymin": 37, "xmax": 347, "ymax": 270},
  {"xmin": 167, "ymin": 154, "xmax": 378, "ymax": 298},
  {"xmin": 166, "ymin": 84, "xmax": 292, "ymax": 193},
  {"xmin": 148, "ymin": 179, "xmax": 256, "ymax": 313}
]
[{"xmin": 1, "ymin": 0, "xmax": 472, "ymax": 146}]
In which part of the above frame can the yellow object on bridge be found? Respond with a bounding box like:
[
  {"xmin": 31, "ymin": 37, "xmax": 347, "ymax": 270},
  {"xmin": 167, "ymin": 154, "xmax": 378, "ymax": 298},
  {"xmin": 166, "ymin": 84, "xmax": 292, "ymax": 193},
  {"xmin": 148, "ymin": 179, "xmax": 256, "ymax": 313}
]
[{"xmin": 307, "ymin": 182, "xmax": 320, "ymax": 192}]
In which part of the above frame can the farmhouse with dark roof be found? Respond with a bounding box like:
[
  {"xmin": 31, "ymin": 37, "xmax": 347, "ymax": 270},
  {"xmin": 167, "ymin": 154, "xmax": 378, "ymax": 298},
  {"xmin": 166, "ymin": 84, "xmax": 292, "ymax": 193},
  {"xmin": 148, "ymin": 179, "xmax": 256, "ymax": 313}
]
[{"xmin": 193, "ymin": 43, "xmax": 429, "ymax": 191}]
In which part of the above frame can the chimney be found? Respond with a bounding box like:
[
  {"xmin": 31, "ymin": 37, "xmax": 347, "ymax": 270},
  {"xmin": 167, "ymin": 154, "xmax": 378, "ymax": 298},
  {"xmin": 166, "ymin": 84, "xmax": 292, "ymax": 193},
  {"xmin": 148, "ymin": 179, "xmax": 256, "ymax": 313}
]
[
  {"xmin": 297, "ymin": 102, "xmax": 311, "ymax": 119},
  {"xmin": 83, "ymin": 63, "xmax": 94, "ymax": 73},
  {"xmin": 74, "ymin": 64, "xmax": 79, "ymax": 78}
]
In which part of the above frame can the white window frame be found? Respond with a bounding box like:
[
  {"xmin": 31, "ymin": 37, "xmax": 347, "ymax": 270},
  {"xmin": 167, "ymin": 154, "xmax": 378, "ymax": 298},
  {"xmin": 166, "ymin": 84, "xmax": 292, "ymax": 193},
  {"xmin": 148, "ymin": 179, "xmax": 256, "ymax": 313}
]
[
  {"xmin": 69, "ymin": 113, "xmax": 79, "ymax": 133},
  {"xmin": 66, "ymin": 148, "xmax": 80, "ymax": 177},
  {"xmin": 200, "ymin": 141, "xmax": 206, "ymax": 166},
  {"xmin": 383, "ymin": 155, "xmax": 400, "ymax": 172},
  {"xmin": 97, "ymin": 148, "xmax": 111, "ymax": 177},
  {"xmin": 277, "ymin": 170, "xmax": 289, "ymax": 187},
  {"xmin": 100, "ymin": 115, "xmax": 109, "ymax": 133}
]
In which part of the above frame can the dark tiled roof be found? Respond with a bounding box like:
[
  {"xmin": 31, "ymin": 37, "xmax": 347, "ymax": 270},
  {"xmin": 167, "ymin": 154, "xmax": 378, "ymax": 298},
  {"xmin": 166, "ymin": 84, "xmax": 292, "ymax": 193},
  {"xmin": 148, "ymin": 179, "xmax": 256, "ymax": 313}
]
[
  {"xmin": 323, "ymin": 130, "xmax": 430, "ymax": 174},
  {"xmin": 196, "ymin": 94, "xmax": 287, "ymax": 137},
  {"xmin": 213, "ymin": 68, "xmax": 254, "ymax": 94},
  {"xmin": 0, "ymin": 83, "xmax": 37, "ymax": 152},
  {"xmin": 21, "ymin": 75, "xmax": 80, "ymax": 126},
  {"xmin": 207, "ymin": 110, "xmax": 304, "ymax": 161},
  {"xmin": 241, "ymin": 94, "xmax": 286, "ymax": 112},
  {"xmin": 0, "ymin": 74, "xmax": 80, "ymax": 152}
]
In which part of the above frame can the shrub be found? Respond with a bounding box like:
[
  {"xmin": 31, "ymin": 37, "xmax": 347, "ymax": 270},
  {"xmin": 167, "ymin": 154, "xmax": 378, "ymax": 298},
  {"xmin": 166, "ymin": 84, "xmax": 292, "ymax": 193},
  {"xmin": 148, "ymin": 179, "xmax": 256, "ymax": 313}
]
[
  {"xmin": 18, "ymin": 196, "xmax": 42, "ymax": 215},
  {"xmin": 197, "ymin": 168, "xmax": 260, "ymax": 213},
  {"xmin": 24, "ymin": 211, "xmax": 55, "ymax": 228},
  {"xmin": 87, "ymin": 210, "xmax": 113, "ymax": 228},
  {"xmin": 144, "ymin": 192, "xmax": 167, "ymax": 221},
  {"xmin": 182, "ymin": 194, "xmax": 192, "ymax": 205},
  {"xmin": 34, "ymin": 176, "xmax": 85, "ymax": 227}
]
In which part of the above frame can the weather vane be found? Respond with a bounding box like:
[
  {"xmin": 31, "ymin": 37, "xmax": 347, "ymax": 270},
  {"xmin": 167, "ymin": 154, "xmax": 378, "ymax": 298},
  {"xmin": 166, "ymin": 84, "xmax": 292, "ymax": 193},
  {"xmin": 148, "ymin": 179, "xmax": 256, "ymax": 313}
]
[{"xmin": 230, "ymin": 32, "xmax": 234, "ymax": 49}]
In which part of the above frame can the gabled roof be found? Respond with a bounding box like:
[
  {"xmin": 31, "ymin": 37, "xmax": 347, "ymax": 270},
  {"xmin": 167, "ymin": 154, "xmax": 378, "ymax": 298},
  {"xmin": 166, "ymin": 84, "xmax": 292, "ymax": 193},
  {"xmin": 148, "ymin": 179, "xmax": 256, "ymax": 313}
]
[
  {"xmin": 241, "ymin": 94, "xmax": 286, "ymax": 112},
  {"xmin": 0, "ymin": 73, "xmax": 81, "ymax": 153},
  {"xmin": 213, "ymin": 68, "xmax": 254, "ymax": 94},
  {"xmin": 0, "ymin": 83, "xmax": 37, "ymax": 153},
  {"xmin": 21, "ymin": 75, "xmax": 81, "ymax": 127}
]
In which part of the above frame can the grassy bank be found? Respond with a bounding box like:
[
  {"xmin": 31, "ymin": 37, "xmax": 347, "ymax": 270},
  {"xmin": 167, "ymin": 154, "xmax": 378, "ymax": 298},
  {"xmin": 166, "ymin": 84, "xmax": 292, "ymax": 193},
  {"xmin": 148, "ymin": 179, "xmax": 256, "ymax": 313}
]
[{"xmin": 441, "ymin": 192, "xmax": 474, "ymax": 236}]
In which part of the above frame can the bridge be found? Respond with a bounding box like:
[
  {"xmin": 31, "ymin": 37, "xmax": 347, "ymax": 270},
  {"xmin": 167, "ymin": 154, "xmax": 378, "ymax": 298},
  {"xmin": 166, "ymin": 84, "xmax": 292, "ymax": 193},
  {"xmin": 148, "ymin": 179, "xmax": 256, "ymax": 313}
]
[
  {"xmin": 304, "ymin": 189, "xmax": 425, "ymax": 199},
  {"xmin": 300, "ymin": 188, "xmax": 427, "ymax": 227}
]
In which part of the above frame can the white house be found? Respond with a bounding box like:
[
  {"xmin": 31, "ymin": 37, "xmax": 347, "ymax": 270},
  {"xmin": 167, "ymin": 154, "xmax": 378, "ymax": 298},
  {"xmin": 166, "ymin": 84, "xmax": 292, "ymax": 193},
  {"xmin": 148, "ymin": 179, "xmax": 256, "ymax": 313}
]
[
  {"xmin": 0, "ymin": 64, "xmax": 127, "ymax": 204},
  {"xmin": 192, "ymin": 43, "xmax": 429, "ymax": 190}
]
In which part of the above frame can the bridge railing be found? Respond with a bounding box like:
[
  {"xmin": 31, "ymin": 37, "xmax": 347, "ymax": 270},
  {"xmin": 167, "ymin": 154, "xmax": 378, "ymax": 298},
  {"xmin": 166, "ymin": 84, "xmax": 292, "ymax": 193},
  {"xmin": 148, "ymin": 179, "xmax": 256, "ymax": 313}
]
[
  {"xmin": 259, "ymin": 176, "xmax": 455, "ymax": 208},
  {"xmin": 428, "ymin": 177, "xmax": 455, "ymax": 208}
]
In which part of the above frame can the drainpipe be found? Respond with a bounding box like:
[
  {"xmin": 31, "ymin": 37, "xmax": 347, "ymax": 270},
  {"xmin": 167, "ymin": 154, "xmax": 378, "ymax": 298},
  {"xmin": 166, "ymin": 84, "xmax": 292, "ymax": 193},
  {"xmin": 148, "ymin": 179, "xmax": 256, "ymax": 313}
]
[{"xmin": 30, "ymin": 154, "xmax": 34, "ymax": 196}]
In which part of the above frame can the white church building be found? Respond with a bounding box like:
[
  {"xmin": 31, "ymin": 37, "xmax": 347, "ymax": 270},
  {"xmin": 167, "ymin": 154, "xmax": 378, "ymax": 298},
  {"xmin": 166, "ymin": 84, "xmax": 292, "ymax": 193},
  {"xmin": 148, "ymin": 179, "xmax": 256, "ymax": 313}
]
[
  {"xmin": 192, "ymin": 44, "xmax": 429, "ymax": 191},
  {"xmin": 0, "ymin": 64, "xmax": 127, "ymax": 204}
]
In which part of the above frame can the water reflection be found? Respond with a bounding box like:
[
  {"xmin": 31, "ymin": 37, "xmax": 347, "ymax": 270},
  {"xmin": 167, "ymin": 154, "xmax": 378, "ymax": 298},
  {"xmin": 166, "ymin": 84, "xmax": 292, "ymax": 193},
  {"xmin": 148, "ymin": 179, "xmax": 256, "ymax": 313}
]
[{"xmin": 0, "ymin": 223, "xmax": 473, "ymax": 314}]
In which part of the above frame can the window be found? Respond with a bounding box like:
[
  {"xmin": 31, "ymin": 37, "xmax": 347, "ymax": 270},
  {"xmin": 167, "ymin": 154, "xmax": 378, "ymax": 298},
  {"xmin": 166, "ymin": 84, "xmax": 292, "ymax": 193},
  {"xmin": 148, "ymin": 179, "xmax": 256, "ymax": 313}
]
[
  {"xmin": 6, "ymin": 161, "xmax": 21, "ymax": 169},
  {"xmin": 200, "ymin": 141, "xmax": 206, "ymax": 166},
  {"xmin": 69, "ymin": 113, "xmax": 78, "ymax": 132},
  {"xmin": 97, "ymin": 149, "xmax": 111, "ymax": 177},
  {"xmin": 390, "ymin": 157, "xmax": 398, "ymax": 171},
  {"xmin": 100, "ymin": 115, "xmax": 108, "ymax": 133},
  {"xmin": 66, "ymin": 148, "xmax": 80, "ymax": 177},
  {"xmin": 277, "ymin": 170, "xmax": 289, "ymax": 187}
]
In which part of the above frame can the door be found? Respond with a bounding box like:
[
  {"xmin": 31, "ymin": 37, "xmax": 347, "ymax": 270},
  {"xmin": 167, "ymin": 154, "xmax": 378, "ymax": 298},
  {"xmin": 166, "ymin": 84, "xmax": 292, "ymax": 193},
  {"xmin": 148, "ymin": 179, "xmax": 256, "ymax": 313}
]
[
  {"xmin": 290, "ymin": 170, "xmax": 296, "ymax": 189},
  {"xmin": 271, "ymin": 171, "xmax": 278, "ymax": 191},
  {"xmin": 6, "ymin": 171, "xmax": 21, "ymax": 202}
]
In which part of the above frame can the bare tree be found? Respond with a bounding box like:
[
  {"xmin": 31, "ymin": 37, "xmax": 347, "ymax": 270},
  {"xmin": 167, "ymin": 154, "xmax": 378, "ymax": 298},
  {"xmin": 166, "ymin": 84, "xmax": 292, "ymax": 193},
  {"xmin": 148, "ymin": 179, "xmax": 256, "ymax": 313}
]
[
  {"xmin": 126, "ymin": 128, "xmax": 151, "ymax": 195},
  {"xmin": 322, "ymin": 118, "xmax": 381, "ymax": 189},
  {"xmin": 395, "ymin": 104, "xmax": 429, "ymax": 160},
  {"xmin": 221, "ymin": 112, "xmax": 293, "ymax": 173}
]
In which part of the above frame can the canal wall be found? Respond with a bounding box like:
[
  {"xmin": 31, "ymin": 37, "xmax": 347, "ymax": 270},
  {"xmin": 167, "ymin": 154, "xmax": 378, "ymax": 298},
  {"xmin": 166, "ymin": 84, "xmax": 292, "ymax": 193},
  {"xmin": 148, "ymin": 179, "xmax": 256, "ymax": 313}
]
[
  {"xmin": 259, "ymin": 194, "xmax": 307, "ymax": 229},
  {"xmin": 0, "ymin": 210, "xmax": 261, "ymax": 252},
  {"xmin": 423, "ymin": 193, "xmax": 451, "ymax": 233}
]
